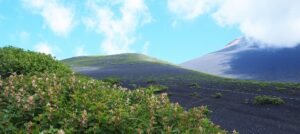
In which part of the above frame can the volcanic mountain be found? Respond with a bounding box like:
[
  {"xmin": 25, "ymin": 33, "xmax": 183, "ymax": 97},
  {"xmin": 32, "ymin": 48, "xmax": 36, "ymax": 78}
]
[
  {"xmin": 62, "ymin": 52, "xmax": 300, "ymax": 134},
  {"xmin": 181, "ymin": 38, "xmax": 300, "ymax": 82}
]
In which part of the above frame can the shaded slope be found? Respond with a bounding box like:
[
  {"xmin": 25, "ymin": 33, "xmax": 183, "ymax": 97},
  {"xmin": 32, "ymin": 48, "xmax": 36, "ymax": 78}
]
[
  {"xmin": 63, "ymin": 53, "xmax": 300, "ymax": 134},
  {"xmin": 62, "ymin": 53, "xmax": 214, "ymax": 82},
  {"xmin": 181, "ymin": 38, "xmax": 300, "ymax": 82}
]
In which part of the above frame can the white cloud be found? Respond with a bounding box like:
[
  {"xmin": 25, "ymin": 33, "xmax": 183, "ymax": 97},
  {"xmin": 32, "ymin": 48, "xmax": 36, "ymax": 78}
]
[
  {"xmin": 168, "ymin": 0, "xmax": 300, "ymax": 47},
  {"xmin": 85, "ymin": 0, "xmax": 152, "ymax": 54},
  {"xmin": 167, "ymin": 0, "xmax": 216, "ymax": 20},
  {"xmin": 213, "ymin": 0, "xmax": 300, "ymax": 47},
  {"xmin": 22, "ymin": 0, "xmax": 75, "ymax": 36},
  {"xmin": 34, "ymin": 42, "xmax": 53, "ymax": 55},
  {"xmin": 20, "ymin": 31, "xmax": 30, "ymax": 41},
  {"xmin": 75, "ymin": 46, "xmax": 87, "ymax": 56},
  {"xmin": 142, "ymin": 41, "xmax": 150, "ymax": 54}
]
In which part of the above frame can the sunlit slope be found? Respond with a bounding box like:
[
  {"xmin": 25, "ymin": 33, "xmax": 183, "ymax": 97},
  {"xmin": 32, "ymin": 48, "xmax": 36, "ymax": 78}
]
[
  {"xmin": 62, "ymin": 53, "xmax": 217, "ymax": 81},
  {"xmin": 181, "ymin": 38, "xmax": 300, "ymax": 82}
]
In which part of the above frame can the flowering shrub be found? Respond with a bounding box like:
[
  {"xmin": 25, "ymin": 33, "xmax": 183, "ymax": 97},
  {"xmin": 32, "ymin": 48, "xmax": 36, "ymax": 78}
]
[
  {"xmin": 0, "ymin": 46, "xmax": 72, "ymax": 78},
  {"xmin": 0, "ymin": 73, "xmax": 225, "ymax": 133}
]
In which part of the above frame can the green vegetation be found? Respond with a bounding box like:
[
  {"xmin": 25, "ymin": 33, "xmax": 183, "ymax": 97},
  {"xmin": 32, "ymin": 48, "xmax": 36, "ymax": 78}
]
[
  {"xmin": 62, "ymin": 53, "xmax": 169, "ymax": 67},
  {"xmin": 212, "ymin": 92, "xmax": 223, "ymax": 99},
  {"xmin": 252, "ymin": 95, "xmax": 285, "ymax": 105},
  {"xmin": 0, "ymin": 46, "xmax": 72, "ymax": 78},
  {"xmin": 0, "ymin": 46, "xmax": 224, "ymax": 133},
  {"xmin": 102, "ymin": 77, "xmax": 121, "ymax": 85},
  {"xmin": 146, "ymin": 79, "xmax": 156, "ymax": 84},
  {"xmin": 188, "ymin": 83, "xmax": 201, "ymax": 89},
  {"xmin": 63, "ymin": 50, "xmax": 300, "ymax": 96},
  {"xmin": 189, "ymin": 92, "xmax": 200, "ymax": 98},
  {"xmin": 276, "ymin": 87, "xmax": 287, "ymax": 92},
  {"xmin": 146, "ymin": 85, "xmax": 169, "ymax": 93}
]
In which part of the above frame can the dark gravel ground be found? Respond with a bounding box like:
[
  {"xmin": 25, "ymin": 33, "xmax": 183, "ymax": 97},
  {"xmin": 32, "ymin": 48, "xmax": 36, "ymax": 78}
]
[{"xmin": 72, "ymin": 63, "xmax": 300, "ymax": 134}]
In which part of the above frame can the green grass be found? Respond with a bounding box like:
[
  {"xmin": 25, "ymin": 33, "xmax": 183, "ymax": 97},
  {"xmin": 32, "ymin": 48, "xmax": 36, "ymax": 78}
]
[
  {"xmin": 62, "ymin": 53, "xmax": 169, "ymax": 67},
  {"xmin": 252, "ymin": 95, "xmax": 285, "ymax": 105}
]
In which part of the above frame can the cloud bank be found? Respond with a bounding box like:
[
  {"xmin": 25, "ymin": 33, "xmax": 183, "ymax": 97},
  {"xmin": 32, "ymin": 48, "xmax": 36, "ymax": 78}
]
[
  {"xmin": 84, "ymin": 0, "xmax": 152, "ymax": 54},
  {"xmin": 22, "ymin": 0, "xmax": 75, "ymax": 36},
  {"xmin": 34, "ymin": 42, "xmax": 53, "ymax": 55},
  {"xmin": 168, "ymin": 0, "xmax": 300, "ymax": 47},
  {"xmin": 167, "ymin": 0, "xmax": 214, "ymax": 20}
]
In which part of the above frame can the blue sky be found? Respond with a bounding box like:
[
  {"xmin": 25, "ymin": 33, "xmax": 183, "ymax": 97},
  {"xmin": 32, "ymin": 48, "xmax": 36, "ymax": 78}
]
[{"xmin": 1, "ymin": 0, "xmax": 299, "ymax": 64}]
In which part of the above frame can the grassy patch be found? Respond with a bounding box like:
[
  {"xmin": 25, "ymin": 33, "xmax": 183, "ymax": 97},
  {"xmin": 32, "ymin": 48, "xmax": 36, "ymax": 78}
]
[
  {"xmin": 212, "ymin": 92, "xmax": 223, "ymax": 99},
  {"xmin": 276, "ymin": 87, "xmax": 287, "ymax": 92},
  {"xmin": 146, "ymin": 85, "xmax": 169, "ymax": 93},
  {"xmin": 188, "ymin": 83, "xmax": 201, "ymax": 89},
  {"xmin": 146, "ymin": 79, "xmax": 156, "ymax": 84},
  {"xmin": 102, "ymin": 77, "xmax": 121, "ymax": 85},
  {"xmin": 189, "ymin": 92, "xmax": 200, "ymax": 98},
  {"xmin": 252, "ymin": 95, "xmax": 285, "ymax": 105}
]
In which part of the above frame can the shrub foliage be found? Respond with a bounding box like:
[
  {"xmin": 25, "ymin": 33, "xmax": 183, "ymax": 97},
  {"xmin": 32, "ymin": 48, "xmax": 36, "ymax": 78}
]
[
  {"xmin": 252, "ymin": 95, "xmax": 285, "ymax": 105},
  {"xmin": 0, "ymin": 46, "xmax": 71, "ymax": 78},
  {"xmin": 0, "ymin": 73, "xmax": 224, "ymax": 133},
  {"xmin": 0, "ymin": 46, "xmax": 225, "ymax": 133}
]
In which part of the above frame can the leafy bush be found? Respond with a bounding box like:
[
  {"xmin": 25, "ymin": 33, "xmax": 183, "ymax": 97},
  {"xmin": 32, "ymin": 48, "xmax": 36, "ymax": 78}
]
[
  {"xmin": 212, "ymin": 92, "xmax": 222, "ymax": 99},
  {"xmin": 146, "ymin": 79, "xmax": 156, "ymax": 84},
  {"xmin": 189, "ymin": 92, "xmax": 200, "ymax": 98},
  {"xmin": 252, "ymin": 95, "xmax": 285, "ymax": 105},
  {"xmin": 0, "ymin": 46, "xmax": 72, "ymax": 78},
  {"xmin": 102, "ymin": 77, "xmax": 121, "ymax": 85},
  {"xmin": 0, "ymin": 73, "xmax": 225, "ymax": 133},
  {"xmin": 276, "ymin": 87, "xmax": 286, "ymax": 92},
  {"xmin": 188, "ymin": 83, "xmax": 201, "ymax": 89},
  {"xmin": 146, "ymin": 85, "xmax": 169, "ymax": 93}
]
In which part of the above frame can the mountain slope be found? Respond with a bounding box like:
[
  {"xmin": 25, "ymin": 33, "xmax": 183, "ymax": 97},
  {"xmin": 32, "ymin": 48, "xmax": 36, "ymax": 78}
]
[
  {"xmin": 63, "ymin": 53, "xmax": 300, "ymax": 134},
  {"xmin": 63, "ymin": 53, "xmax": 200, "ymax": 81},
  {"xmin": 181, "ymin": 38, "xmax": 300, "ymax": 82}
]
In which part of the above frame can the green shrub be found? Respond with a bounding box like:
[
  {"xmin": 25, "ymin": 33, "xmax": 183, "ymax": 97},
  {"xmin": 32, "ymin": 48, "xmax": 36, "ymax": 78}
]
[
  {"xmin": 0, "ymin": 46, "xmax": 72, "ymax": 77},
  {"xmin": 146, "ymin": 79, "xmax": 156, "ymax": 84},
  {"xmin": 252, "ymin": 95, "xmax": 285, "ymax": 105},
  {"xmin": 212, "ymin": 92, "xmax": 222, "ymax": 99},
  {"xmin": 0, "ymin": 73, "xmax": 225, "ymax": 133},
  {"xmin": 276, "ymin": 87, "xmax": 286, "ymax": 92},
  {"xmin": 102, "ymin": 77, "xmax": 121, "ymax": 85},
  {"xmin": 146, "ymin": 85, "xmax": 169, "ymax": 93},
  {"xmin": 189, "ymin": 92, "xmax": 200, "ymax": 98},
  {"xmin": 188, "ymin": 83, "xmax": 201, "ymax": 89}
]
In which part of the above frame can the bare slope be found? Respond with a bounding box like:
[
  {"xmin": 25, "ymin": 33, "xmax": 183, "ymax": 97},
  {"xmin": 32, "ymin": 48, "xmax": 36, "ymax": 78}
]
[
  {"xmin": 63, "ymin": 53, "xmax": 300, "ymax": 134},
  {"xmin": 181, "ymin": 38, "xmax": 300, "ymax": 82}
]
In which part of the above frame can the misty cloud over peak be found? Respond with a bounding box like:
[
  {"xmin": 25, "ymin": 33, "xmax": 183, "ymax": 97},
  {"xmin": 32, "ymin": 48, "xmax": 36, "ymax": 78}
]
[{"xmin": 168, "ymin": 0, "xmax": 300, "ymax": 48}]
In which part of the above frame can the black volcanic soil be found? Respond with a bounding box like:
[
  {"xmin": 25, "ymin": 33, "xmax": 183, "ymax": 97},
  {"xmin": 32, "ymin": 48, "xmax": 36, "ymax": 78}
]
[{"xmin": 73, "ymin": 63, "xmax": 300, "ymax": 134}]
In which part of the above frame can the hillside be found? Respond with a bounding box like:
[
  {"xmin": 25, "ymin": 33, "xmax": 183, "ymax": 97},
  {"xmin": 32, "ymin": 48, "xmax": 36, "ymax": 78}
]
[
  {"xmin": 63, "ymin": 53, "xmax": 206, "ymax": 82},
  {"xmin": 0, "ymin": 47, "xmax": 224, "ymax": 133},
  {"xmin": 63, "ymin": 53, "xmax": 300, "ymax": 134},
  {"xmin": 181, "ymin": 38, "xmax": 300, "ymax": 82}
]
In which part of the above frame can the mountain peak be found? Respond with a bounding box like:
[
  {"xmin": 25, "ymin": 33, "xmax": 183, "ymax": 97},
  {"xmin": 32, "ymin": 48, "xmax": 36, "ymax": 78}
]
[{"xmin": 181, "ymin": 38, "xmax": 300, "ymax": 82}]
